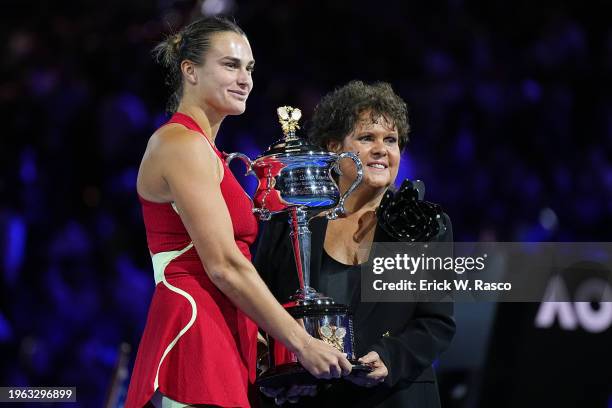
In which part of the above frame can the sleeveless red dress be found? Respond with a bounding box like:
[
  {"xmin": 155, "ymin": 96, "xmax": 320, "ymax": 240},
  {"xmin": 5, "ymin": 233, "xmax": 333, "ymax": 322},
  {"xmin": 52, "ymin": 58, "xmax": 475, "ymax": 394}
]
[{"xmin": 125, "ymin": 113, "xmax": 259, "ymax": 408}]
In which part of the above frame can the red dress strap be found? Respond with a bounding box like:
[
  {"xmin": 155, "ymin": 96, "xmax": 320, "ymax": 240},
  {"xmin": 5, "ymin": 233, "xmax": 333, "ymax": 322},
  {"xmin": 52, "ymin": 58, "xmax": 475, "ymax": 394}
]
[{"xmin": 167, "ymin": 112, "xmax": 221, "ymax": 155}]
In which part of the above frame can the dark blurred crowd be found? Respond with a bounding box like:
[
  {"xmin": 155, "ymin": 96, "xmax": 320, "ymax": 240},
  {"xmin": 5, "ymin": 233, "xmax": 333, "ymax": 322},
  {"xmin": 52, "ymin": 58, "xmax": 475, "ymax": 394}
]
[{"xmin": 1, "ymin": 0, "xmax": 611, "ymax": 406}]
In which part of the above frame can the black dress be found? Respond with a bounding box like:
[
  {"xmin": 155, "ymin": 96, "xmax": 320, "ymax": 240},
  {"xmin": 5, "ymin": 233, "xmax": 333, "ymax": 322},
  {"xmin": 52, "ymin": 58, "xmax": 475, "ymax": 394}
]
[
  {"xmin": 255, "ymin": 215, "xmax": 455, "ymax": 408},
  {"xmin": 319, "ymin": 249, "xmax": 360, "ymax": 307}
]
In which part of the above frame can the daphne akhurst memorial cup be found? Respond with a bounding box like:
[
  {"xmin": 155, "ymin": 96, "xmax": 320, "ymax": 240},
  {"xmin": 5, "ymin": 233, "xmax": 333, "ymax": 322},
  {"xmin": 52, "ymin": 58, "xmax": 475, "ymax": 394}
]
[{"xmin": 227, "ymin": 106, "xmax": 365, "ymax": 386}]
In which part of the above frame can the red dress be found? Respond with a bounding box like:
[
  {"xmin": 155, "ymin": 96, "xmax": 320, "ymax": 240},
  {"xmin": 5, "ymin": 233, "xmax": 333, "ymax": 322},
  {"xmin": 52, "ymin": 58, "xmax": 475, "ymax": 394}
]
[{"xmin": 125, "ymin": 113, "xmax": 259, "ymax": 408}]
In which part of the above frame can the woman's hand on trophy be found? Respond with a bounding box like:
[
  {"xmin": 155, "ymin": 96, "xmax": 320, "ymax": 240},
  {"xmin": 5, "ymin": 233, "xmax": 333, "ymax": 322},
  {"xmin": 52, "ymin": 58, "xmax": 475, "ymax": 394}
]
[
  {"xmin": 260, "ymin": 384, "xmax": 317, "ymax": 405},
  {"xmin": 295, "ymin": 334, "xmax": 353, "ymax": 379},
  {"xmin": 377, "ymin": 179, "xmax": 446, "ymax": 242},
  {"xmin": 345, "ymin": 351, "xmax": 388, "ymax": 388}
]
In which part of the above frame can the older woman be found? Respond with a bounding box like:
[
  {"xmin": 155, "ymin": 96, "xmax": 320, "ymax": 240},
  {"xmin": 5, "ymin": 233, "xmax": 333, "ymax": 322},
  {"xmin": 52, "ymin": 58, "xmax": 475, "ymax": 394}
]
[
  {"xmin": 256, "ymin": 81, "xmax": 455, "ymax": 407},
  {"xmin": 126, "ymin": 17, "xmax": 350, "ymax": 408}
]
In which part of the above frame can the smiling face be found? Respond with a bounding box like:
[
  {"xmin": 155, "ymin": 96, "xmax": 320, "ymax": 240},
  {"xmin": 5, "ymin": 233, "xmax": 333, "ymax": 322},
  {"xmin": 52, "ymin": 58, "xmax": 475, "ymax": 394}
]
[
  {"xmin": 192, "ymin": 31, "xmax": 254, "ymax": 117},
  {"xmin": 331, "ymin": 110, "xmax": 401, "ymax": 191}
]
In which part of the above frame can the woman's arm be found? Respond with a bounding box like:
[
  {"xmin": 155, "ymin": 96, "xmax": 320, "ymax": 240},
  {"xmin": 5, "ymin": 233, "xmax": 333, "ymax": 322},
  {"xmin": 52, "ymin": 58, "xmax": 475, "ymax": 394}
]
[
  {"xmin": 367, "ymin": 214, "xmax": 456, "ymax": 387},
  {"xmin": 369, "ymin": 300, "xmax": 455, "ymax": 387},
  {"xmin": 152, "ymin": 128, "xmax": 352, "ymax": 379}
]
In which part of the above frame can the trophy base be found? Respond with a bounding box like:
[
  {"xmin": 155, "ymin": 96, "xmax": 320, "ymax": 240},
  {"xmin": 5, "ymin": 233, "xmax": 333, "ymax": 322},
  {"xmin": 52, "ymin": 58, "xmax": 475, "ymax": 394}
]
[
  {"xmin": 261, "ymin": 294, "xmax": 366, "ymax": 388},
  {"xmin": 255, "ymin": 361, "xmax": 372, "ymax": 388}
]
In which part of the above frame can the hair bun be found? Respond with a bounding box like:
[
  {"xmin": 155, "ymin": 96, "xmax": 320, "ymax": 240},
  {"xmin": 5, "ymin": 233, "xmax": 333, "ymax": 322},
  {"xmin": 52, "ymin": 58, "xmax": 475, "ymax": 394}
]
[{"xmin": 170, "ymin": 33, "xmax": 183, "ymax": 52}]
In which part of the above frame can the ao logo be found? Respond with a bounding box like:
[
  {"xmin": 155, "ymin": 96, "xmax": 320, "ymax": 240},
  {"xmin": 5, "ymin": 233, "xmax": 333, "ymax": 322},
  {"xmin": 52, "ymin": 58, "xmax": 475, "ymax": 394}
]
[{"xmin": 535, "ymin": 275, "xmax": 612, "ymax": 333}]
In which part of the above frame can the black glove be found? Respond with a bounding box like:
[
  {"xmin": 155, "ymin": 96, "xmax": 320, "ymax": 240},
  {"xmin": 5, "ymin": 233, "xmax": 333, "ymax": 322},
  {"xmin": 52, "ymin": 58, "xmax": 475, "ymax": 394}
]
[{"xmin": 377, "ymin": 179, "xmax": 446, "ymax": 242}]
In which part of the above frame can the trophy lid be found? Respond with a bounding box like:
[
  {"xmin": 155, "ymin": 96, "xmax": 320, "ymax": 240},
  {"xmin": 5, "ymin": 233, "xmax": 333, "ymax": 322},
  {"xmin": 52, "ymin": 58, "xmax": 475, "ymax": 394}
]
[{"xmin": 257, "ymin": 106, "xmax": 330, "ymax": 158}]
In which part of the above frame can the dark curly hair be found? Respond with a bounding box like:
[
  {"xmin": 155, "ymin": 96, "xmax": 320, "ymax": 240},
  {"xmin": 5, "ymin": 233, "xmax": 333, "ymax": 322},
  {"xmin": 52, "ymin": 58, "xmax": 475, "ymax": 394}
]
[{"xmin": 307, "ymin": 80, "xmax": 410, "ymax": 150}]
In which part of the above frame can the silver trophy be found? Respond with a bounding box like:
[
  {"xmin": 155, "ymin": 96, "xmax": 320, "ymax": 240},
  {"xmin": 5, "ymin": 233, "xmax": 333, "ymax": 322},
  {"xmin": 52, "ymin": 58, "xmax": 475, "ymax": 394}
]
[{"xmin": 227, "ymin": 106, "xmax": 365, "ymax": 386}]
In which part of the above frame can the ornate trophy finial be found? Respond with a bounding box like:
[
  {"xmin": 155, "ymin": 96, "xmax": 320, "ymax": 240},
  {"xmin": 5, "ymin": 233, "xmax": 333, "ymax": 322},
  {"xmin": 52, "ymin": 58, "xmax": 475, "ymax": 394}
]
[{"xmin": 277, "ymin": 106, "xmax": 302, "ymax": 137}]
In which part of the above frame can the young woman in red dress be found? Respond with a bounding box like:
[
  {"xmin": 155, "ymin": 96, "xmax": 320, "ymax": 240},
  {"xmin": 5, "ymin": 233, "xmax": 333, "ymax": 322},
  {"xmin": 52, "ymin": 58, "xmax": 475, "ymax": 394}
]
[{"xmin": 125, "ymin": 17, "xmax": 351, "ymax": 408}]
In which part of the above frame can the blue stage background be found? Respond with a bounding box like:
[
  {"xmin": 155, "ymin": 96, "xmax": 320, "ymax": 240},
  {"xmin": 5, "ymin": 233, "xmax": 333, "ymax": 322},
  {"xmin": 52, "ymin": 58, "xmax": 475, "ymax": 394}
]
[{"xmin": 1, "ymin": 0, "xmax": 611, "ymax": 406}]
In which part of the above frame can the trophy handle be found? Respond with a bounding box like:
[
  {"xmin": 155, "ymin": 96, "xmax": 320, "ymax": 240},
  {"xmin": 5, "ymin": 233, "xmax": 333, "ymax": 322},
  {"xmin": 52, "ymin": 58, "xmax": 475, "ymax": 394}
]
[
  {"xmin": 225, "ymin": 152, "xmax": 254, "ymax": 176},
  {"xmin": 226, "ymin": 152, "xmax": 271, "ymax": 220},
  {"xmin": 326, "ymin": 152, "xmax": 363, "ymax": 220}
]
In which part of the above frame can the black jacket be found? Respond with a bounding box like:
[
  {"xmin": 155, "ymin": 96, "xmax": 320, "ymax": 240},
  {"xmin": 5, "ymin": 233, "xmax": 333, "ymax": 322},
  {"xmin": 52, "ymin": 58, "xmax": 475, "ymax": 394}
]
[{"xmin": 254, "ymin": 214, "xmax": 455, "ymax": 408}]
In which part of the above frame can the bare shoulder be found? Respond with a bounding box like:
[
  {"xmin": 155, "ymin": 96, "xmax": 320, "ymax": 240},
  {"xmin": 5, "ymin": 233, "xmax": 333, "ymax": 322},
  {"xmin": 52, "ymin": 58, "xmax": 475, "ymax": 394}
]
[
  {"xmin": 149, "ymin": 124, "xmax": 216, "ymax": 160},
  {"xmin": 137, "ymin": 124, "xmax": 221, "ymax": 201}
]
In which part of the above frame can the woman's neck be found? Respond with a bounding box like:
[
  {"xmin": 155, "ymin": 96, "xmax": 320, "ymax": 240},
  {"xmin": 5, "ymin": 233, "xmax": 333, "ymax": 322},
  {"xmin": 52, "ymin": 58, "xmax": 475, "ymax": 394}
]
[
  {"xmin": 176, "ymin": 102, "xmax": 222, "ymax": 143},
  {"xmin": 338, "ymin": 179, "xmax": 387, "ymax": 217},
  {"xmin": 325, "ymin": 181, "xmax": 384, "ymax": 265}
]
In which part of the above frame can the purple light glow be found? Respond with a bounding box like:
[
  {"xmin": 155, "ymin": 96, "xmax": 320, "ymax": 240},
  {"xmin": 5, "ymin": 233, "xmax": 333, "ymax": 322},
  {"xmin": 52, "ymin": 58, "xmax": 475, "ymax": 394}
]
[{"xmin": 4, "ymin": 215, "xmax": 26, "ymax": 286}]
